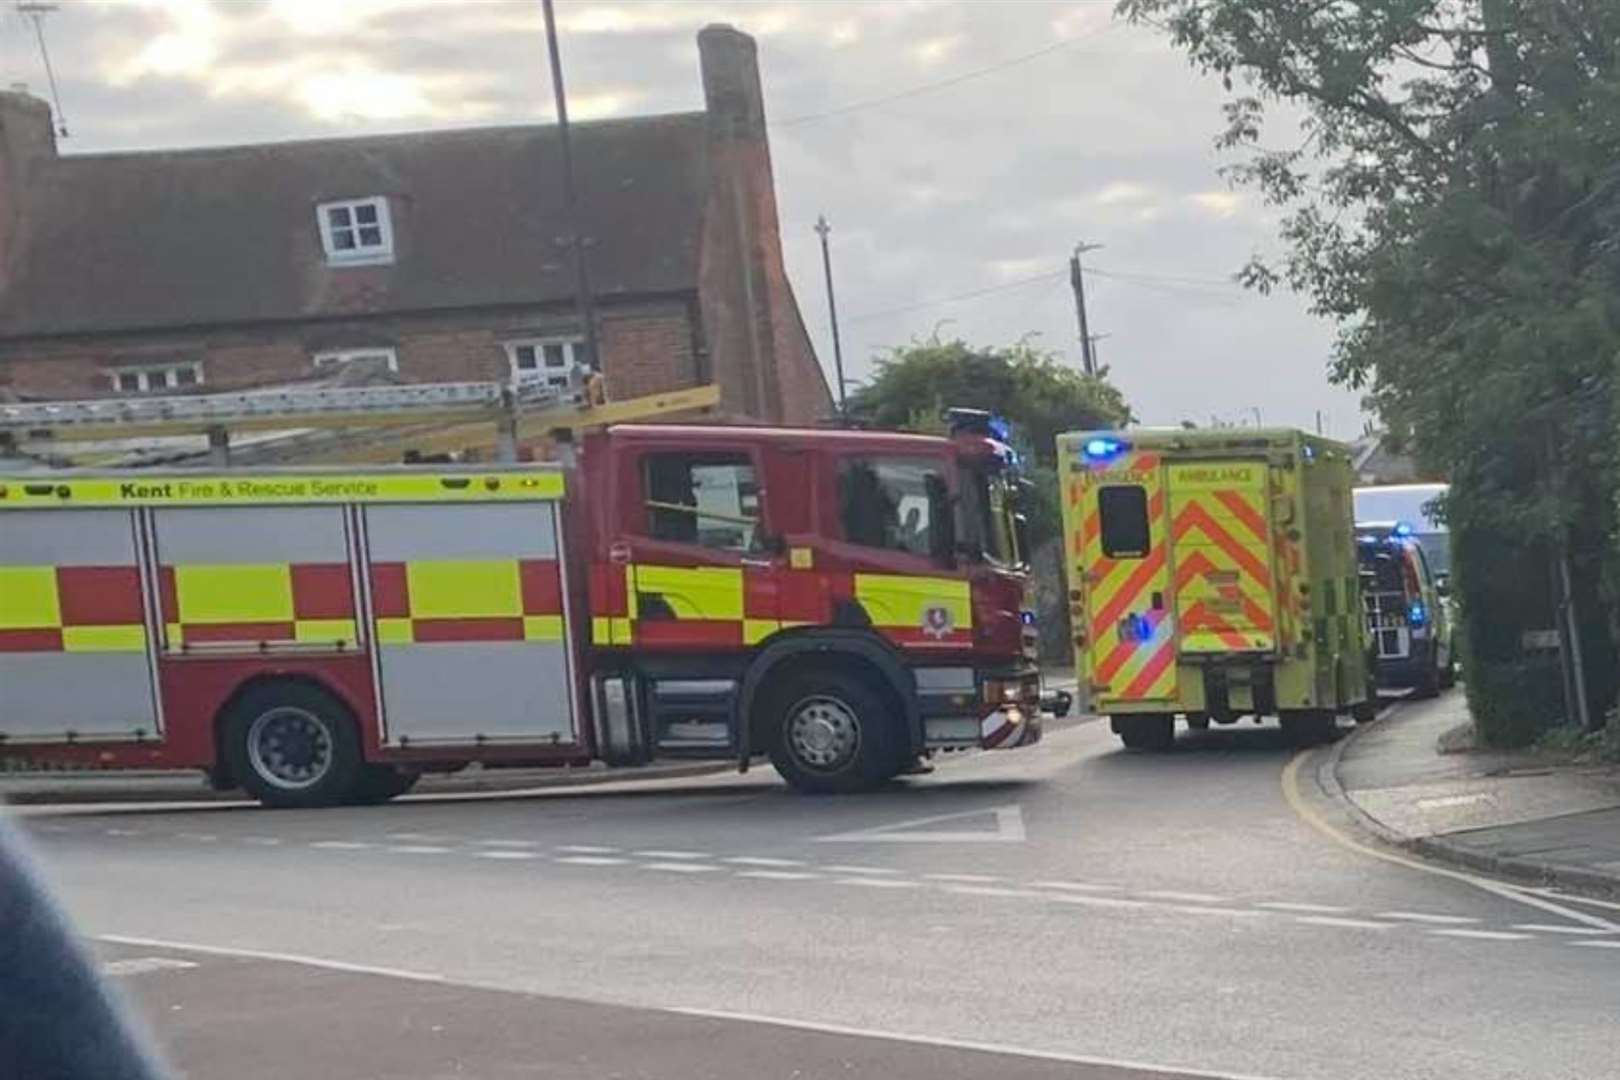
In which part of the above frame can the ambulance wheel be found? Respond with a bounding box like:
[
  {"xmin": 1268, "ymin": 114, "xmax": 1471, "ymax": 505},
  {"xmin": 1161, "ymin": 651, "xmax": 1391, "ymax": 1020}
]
[
  {"xmin": 768, "ymin": 669, "xmax": 904, "ymax": 794},
  {"xmin": 1116, "ymin": 714, "xmax": 1175, "ymax": 751},
  {"xmin": 349, "ymin": 765, "xmax": 420, "ymax": 805},
  {"xmin": 223, "ymin": 681, "xmax": 364, "ymax": 809},
  {"xmin": 1185, "ymin": 713, "xmax": 1211, "ymax": 732}
]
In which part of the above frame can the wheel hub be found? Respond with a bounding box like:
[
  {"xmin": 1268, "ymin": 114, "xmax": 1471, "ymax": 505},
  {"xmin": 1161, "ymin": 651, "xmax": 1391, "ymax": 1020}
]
[
  {"xmin": 787, "ymin": 696, "xmax": 860, "ymax": 770},
  {"xmin": 246, "ymin": 707, "xmax": 333, "ymax": 790}
]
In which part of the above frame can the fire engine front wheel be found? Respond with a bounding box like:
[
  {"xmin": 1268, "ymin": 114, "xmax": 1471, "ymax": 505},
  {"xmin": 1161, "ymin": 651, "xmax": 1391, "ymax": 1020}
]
[
  {"xmin": 222, "ymin": 682, "xmax": 364, "ymax": 809},
  {"xmin": 767, "ymin": 670, "xmax": 904, "ymax": 794}
]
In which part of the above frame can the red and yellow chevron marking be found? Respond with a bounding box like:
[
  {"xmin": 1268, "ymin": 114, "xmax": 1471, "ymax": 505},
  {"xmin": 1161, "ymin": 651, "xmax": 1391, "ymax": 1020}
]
[
  {"xmin": 1168, "ymin": 466, "xmax": 1278, "ymax": 655},
  {"xmin": 1071, "ymin": 450, "xmax": 1177, "ymax": 703}
]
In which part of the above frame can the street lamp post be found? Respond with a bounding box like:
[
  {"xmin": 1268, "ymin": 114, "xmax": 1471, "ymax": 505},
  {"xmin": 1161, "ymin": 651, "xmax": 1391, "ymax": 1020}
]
[
  {"xmin": 540, "ymin": 0, "xmax": 600, "ymax": 385},
  {"xmin": 813, "ymin": 215, "xmax": 848, "ymax": 417}
]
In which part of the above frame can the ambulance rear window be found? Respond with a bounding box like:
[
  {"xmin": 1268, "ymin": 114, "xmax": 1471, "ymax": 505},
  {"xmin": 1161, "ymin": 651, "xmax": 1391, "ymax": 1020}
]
[{"xmin": 1099, "ymin": 485, "xmax": 1150, "ymax": 558}]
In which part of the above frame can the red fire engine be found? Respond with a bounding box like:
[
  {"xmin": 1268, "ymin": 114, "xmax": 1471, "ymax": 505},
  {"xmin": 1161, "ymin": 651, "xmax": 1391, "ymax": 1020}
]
[{"xmin": 0, "ymin": 412, "xmax": 1043, "ymax": 806}]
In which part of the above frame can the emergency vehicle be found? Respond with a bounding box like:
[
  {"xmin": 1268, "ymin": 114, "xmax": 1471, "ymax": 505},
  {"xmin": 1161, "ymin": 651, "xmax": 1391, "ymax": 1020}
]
[
  {"xmin": 1056, "ymin": 428, "xmax": 1369, "ymax": 749},
  {"xmin": 0, "ymin": 412, "xmax": 1043, "ymax": 806},
  {"xmin": 1357, "ymin": 522, "xmax": 1455, "ymax": 696}
]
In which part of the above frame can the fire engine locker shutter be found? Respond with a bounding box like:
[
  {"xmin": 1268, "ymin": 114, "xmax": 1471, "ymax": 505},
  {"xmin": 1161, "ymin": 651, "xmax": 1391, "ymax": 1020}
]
[
  {"xmin": 151, "ymin": 506, "xmax": 354, "ymax": 650},
  {"xmin": 0, "ymin": 509, "xmax": 159, "ymax": 740},
  {"xmin": 363, "ymin": 502, "xmax": 577, "ymax": 745}
]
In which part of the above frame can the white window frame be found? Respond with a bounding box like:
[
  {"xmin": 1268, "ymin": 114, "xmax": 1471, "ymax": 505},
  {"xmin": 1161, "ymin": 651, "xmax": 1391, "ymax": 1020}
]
[
  {"xmin": 504, "ymin": 337, "xmax": 586, "ymax": 389},
  {"xmin": 317, "ymin": 196, "xmax": 394, "ymax": 265},
  {"xmin": 312, "ymin": 347, "xmax": 399, "ymax": 373},
  {"xmin": 108, "ymin": 362, "xmax": 204, "ymax": 395}
]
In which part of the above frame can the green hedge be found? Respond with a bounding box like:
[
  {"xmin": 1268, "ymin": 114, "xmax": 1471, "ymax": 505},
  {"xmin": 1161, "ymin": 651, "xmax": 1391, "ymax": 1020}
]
[{"xmin": 1464, "ymin": 655, "xmax": 1568, "ymax": 748}]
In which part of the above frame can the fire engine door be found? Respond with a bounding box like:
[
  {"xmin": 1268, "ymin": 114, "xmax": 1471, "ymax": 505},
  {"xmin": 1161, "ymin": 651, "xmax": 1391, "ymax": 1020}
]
[{"xmin": 1079, "ymin": 454, "xmax": 1176, "ymax": 704}]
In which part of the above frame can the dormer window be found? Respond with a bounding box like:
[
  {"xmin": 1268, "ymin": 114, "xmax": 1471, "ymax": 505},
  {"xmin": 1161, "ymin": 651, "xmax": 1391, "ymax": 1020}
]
[{"xmin": 318, "ymin": 197, "xmax": 394, "ymax": 265}]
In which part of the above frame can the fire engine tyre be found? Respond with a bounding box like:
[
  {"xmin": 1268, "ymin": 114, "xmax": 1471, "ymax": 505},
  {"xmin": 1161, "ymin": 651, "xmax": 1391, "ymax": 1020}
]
[
  {"xmin": 223, "ymin": 682, "xmax": 365, "ymax": 809},
  {"xmin": 767, "ymin": 670, "xmax": 904, "ymax": 794},
  {"xmin": 1116, "ymin": 714, "xmax": 1176, "ymax": 751}
]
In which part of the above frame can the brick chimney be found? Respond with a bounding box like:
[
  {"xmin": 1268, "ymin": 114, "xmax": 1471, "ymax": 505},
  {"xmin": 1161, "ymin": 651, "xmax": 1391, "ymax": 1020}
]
[
  {"xmin": 0, "ymin": 91, "xmax": 56, "ymax": 293},
  {"xmin": 696, "ymin": 25, "xmax": 827, "ymax": 424}
]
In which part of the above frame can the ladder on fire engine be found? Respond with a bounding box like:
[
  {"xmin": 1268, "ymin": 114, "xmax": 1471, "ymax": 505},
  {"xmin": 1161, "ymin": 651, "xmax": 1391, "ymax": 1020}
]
[{"xmin": 0, "ymin": 378, "xmax": 722, "ymax": 466}]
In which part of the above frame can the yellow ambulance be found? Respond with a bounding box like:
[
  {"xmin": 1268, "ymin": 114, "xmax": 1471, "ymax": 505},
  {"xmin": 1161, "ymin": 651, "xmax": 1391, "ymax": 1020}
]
[{"xmin": 1056, "ymin": 428, "xmax": 1369, "ymax": 748}]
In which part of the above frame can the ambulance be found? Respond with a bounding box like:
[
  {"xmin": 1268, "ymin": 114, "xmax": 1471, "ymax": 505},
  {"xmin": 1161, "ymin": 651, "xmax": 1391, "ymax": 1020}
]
[
  {"xmin": 1056, "ymin": 428, "xmax": 1369, "ymax": 749},
  {"xmin": 0, "ymin": 415, "xmax": 1044, "ymax": 806}
]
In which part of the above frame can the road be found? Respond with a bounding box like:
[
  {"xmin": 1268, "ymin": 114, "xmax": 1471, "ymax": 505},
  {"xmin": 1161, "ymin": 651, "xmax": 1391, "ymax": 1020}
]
[{"xmin": 21, "ymin": 711, "xmax": 1620, "ymax": 1080}]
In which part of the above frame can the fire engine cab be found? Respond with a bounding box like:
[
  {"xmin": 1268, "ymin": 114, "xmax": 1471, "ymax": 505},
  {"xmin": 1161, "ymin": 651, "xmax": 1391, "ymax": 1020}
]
[{"xmin": 0, "ymin": 415, "xmax": 1042, "ymax": 806}]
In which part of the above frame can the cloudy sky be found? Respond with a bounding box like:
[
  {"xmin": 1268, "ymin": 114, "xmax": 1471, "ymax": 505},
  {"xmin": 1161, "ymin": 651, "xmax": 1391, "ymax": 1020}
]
[{"xmin": 0, "ymin": 0, "xmax": 1365, "ymax": 434}]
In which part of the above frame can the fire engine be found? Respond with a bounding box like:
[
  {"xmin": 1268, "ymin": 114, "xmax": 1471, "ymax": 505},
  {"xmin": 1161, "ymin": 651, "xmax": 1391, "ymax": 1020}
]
[
  {"xmin": 0, "ymin": 406, "xmax": 1043, "ymax": 806},
  {"xmin": 1057, "ymin": 427, "xmax": 1369, "ymax": 749}
]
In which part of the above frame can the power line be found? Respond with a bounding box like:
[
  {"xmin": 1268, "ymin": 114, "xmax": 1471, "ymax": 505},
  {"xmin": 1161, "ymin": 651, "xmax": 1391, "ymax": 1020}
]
[
  {"xmin": 779, "ymin": 22, "xmax": 1120, "ymax": 128},
  {"xmin": 844, "ymin": 269, "xmax": 1066, "ymax": 324}
]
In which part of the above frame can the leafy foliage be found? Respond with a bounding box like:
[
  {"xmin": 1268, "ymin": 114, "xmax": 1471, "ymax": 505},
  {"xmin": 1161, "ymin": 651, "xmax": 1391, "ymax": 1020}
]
[{"xmin": 1123, "ymin": 0, "xmax": 1620, "ymax": 737}]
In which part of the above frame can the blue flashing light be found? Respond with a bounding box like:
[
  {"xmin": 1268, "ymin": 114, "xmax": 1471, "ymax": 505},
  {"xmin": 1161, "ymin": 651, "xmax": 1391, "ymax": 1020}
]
[
  {"xmin": 1392, "ymin": 521, "xmax": 1414, "ymax": 538},
  {"xmin": 988, "ymin": 415, "xmax": 1012, "ymax": 443},
  {"xmin": 1408, "ymin": 599, "xmax": 1427, "ymax": 627},
  {"xmin": 1082, "ymin": 436, "xmax": 1130, "ymax": 463},
  {"xmin": 1020, "ymin": 610, "xmax": 1036, "ymax": 626}
]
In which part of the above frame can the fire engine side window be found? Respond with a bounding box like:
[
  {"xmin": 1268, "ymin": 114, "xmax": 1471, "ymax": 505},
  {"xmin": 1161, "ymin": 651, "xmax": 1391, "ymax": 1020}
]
[
  {"xmin": 840, "ymin": 458, "xmax": 947, "ymax": 560},
  {"xmin": 642, "ymin": 453, "xmax": 760, "ymax": 552},
  {"xmin": 1098, "ymin": 485, "xmax": 1151, "ymax": 558}
]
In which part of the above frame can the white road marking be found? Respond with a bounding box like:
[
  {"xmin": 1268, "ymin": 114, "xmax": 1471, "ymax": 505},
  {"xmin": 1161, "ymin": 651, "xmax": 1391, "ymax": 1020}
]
[
  {"xmin": 101, "ymin": 956, "xmax": 199, "ymax": 977},
  {"xmin": 96, "ymin": 935, "xmax": 449, "ymax": 986},
  {"xmin": 1029, "ymin": 880, "xmax": 1121, "ymax": 893},
  {"xmin": 1293, "ymin": 916, "xmax": 1392, "ymax": 931},
  {"xmin": 1042, "ymin": 893, "xmax": 1151, "ymax": 911},
  {"xmin": 243, "ymin": 837, "xmax": 283, "ymax": 846},
  {"xmin": 1430, "ymin": 929, "xmax": 1534, "ymax": 942},
  {"xmin": 834, "ymin": 876, "xmax": 919, "ymax": 889},
  {"xmin": 670, "ymin": 1007, "xmax": 1287, "ymax": 1080},
  {"xmin": 634, "ymin": 850, "xmax": 709, "ymax": 860},
  {"xmin": 817, "ymin": 804, "xmax": 1027, "ymax": 844},
  {"xmin": 387, "ymin": 832, "xmax": 456, "ymax": 843},
  {"xmin": 477, "ymin": 839, "xmax": 539, "ymax": 849},
  {"xmin": 1526, "ymin": 888, "xmax": 1620, "ymax": 912},
  {"xmin": 923, "ymin": 873, "xmax": 1003, "ymax": 884},
  {"xmin": 477, "ymin": 850, "xmax": 539, "ymax": 861},
  {"xmin": 1512, "ymin": 924, "xmax": 1614, "ymax": 936},
  {"xmin": 1170, "ymin": 904, "xmax": 1265, "ymax": 919},
  {"xmin": 822, "ymin": 865, "xmax": 899, "ymax": 876},
  {"xmin": 104, "ymin": 828, "xmax": 143, "ymax": 837},
  {"xmin": 556, "ymin": 844, "xmax": 620, "ymax": 854},
  {"xmin": 555, "ymin": 855, "xmax": 627, "ymax": 866},
  {"xmin": 177, "ymin": 833, "xmax": 218, "ymax": 842},
  {"xmin": 942, "ymin": 884, "xmax": 1047, "ymax": 900},
  {"xmin": 310, "ymin": 840, "xmax": 371, "ymax": 850},
  {"xmin": 736, "ymin": 870, "xmax": 820, "ymax": 881},
  {"xmin": 723, "ymin": 856, "xmax": 806, "ymax": 868},
  {"xmin": 1375, "ymin": 912, "xmax": 1480, "ymax": 925},
  {"xmin": 1571, "ymin": 939, "xmax": 1620, "ymax": 949},
  {"xmin": 387, "ymin": 845, "xmax": 451, "ymax": 855},
  {"xmin": 1140, "ymin": 890, "xmax": 1227, "ymax": 904},
  {"xmin": 1257, "ymin": 902, "xmax": 1350, "ymax": 914},
  {"xmin": 643, "ymin": 862, "xmax": 722, "ymax": 874}
]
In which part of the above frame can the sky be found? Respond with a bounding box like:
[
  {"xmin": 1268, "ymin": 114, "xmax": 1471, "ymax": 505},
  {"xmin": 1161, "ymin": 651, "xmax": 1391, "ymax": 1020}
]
[{"xmin": 0, "ymin": 0, "xmax": 1366, "ymax": 435}]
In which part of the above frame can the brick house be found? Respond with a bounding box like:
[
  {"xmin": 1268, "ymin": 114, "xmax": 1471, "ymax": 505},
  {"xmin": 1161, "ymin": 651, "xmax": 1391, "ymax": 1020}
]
[{"xmin": 0, "ymin": 24, "xmax": 830, "ymax": 428}]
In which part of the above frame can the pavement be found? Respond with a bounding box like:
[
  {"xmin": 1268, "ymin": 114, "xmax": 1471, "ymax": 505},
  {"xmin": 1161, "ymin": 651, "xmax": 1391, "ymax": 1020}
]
[
  {"xmin": 1333, "ymin": 691, "xmax": 1620, "ymax": 895},
  {"xmin": 20, "ymin": 705, "xmax": 1620, "ymax": 1080}
]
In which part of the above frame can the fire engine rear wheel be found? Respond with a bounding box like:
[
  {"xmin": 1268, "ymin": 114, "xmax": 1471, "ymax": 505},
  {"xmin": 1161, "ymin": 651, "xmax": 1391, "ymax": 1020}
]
[
  {"xmin": 223, "ymin": 682, "xmax": 364, "ymax": 809},
  {"xmin": 1115, "ymin": 714, "xmax": 1175, "ymax": 751},
  {"xmin": 767, "ymin": 670, "xmax": 904, "ymax": 794}
]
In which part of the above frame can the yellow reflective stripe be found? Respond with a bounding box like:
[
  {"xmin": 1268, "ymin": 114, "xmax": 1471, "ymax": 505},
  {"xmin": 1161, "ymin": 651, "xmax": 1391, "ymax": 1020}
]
[
  {"xmin": 0, "ymin": 567, "xmax": 60, "ymax": 628},
  {"xmin": 634, "ymin": 565, "xmax": 743, "ymax": 620},
  {"xmin": 743, "ymin": 619, "xmax": 777, "ymax": 645},
  {"xmin": 853, "ymin": 574, "xmax": 971, "ymax": 629},
  {"xmin": 611, "ymin": 616, "xmax": 633, "ymax": 643},
  {"xmin": 165, "ymin": 622, "xmax": 183, "ymax": 647},
  {"xmin": 294, "ymin": 619, "xmax": 358, "ymax": 643},
  {"xmin": 0, "ymin": 471, "xmax": 565, "ymax": 509},
  {"xmin": 175, "ymin": 564, "xmax": 293, "ymax": 623},
  {"xmin": 61, "ymin": 624, "xmax": 147, "ymax": 652},
  {"xmin": 789, "ymin": 547, "xmax": 814, "ymax": 569},
  {"xmin": 591, "ymin": 616, "xmax": 612, "ymax": 645},
  {"xmin": 376, "ymin": 617, "xmax": 414, "ymax": 644},
  {"xmin": 523, "ymin": 615, "xmax": 564, "ymax": 641},
  {"xmin": 406, "ymin": 560, "xmax": 521, "ymax": 619}
]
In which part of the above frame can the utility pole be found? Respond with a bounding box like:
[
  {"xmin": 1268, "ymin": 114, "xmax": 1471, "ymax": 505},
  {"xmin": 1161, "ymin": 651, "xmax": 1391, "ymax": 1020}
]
[
  {"xmin": 17, "ymin": 3, "xmax": 68, "ymax": 136},
  {"xmin": 813, "ymin": 214, "xmax": 847, "ymax": 416},
  {"xmin": 1070, "ymin": 242, "xmax": 1103, "ymax": 376},
  {"xmin": 540, "ymin": 0, "xmax": 599, "ymax": 401}
]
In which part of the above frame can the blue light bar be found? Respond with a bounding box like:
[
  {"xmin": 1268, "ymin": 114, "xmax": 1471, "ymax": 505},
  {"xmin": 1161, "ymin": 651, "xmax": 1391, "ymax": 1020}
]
[
  {"xmin": 988, "ymin": 415, "xmax": 1012, "ymax": 442},
  {"xmin": 1082, "ymin": 436, "xmax": 1129, "ymax": 462},
  {"xmin": 1392, "ymin": 521, "xmax": 1414, "ymax": 537},
  {"xmin": 1408, "ymin": 599, "xmax": 1427, "ymax": 627}
]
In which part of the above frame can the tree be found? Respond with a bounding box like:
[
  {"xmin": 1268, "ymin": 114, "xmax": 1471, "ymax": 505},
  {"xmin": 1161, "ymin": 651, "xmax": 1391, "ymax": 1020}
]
[{"xmin": 1120, "ymin": 0, "xmax": 1620, "ymax": 739}]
